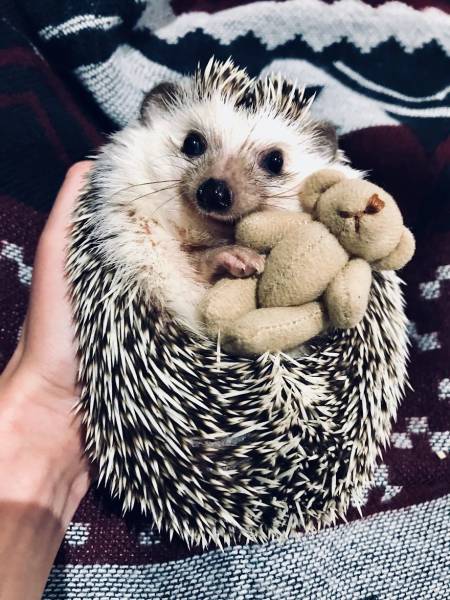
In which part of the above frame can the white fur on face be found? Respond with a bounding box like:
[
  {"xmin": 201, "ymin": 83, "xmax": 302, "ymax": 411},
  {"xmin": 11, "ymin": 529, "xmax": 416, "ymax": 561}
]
[{"xmin": 88, "ymin": 86, "xmax": 361, "ymax": 332}]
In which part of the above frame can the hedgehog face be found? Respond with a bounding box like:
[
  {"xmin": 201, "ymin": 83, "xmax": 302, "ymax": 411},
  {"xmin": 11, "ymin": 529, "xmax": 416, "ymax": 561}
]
[
  {"xmin": 96, "ymin": 59, "xmax": 350, "ymax": 250},
  {"xmin": 135, "ymin": 60, "xmax": 344, "ymax": 229},
  {"xmin": 172, "ymin": 95, "xmax": 319, "ymax": 224}
]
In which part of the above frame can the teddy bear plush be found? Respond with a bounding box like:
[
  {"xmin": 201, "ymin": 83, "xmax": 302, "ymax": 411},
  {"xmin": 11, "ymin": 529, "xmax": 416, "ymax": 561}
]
[{"xmin": 200, "ymin": 169, "xmax": 415, "ymax": 356}]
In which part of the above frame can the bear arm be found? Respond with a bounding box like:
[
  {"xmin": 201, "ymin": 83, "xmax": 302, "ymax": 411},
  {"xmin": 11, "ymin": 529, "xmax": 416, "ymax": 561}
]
[
  {"xmin": 236, "ymin": 211, "xmax": 312, "ymax": 253},
  {"xmin": 222, "ymin": 303, "xmax": 327, "ymax": 356},
  {"xmin": 371, "ymin": 227, "xmax": 415, "ymax": 271},
  {"xmin": 324, "ymin": 258, "xmax": 372, "ymax": 329},
  {"xmin": 199, "ymin": 276, "xmax": 258, "ymax": 338}
]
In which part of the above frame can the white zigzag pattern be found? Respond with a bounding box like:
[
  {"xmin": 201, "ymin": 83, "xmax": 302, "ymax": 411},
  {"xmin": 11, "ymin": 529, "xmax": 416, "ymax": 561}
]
[
  {"xmin": 439, "ymin": 378, "xmax": 450, "ymax": 400},
  {"xmin": 407, "ymin": 322, "xmax": 441, "ymax": 352},
  {"xmin": 138, "ymin": 527, "xmax": 161, "ymax": 545},
  {"xmin": 136, "ymin": 0, "xmax": 176, "ymax": 31},
  {"xmin": 391, "ymin": 416, "xmax": 450, "ymax": 456},
  {"xmin": 0, "ymin": 241, "xmax": 32, "ymax": 286},
  {"xmin": 75, "ymin": 21, "xmax": 449, "ymax": 128},
  {"xmin": 64, "ymin": 522, "xmax": 91, "ymax": 546},
  {"xmin": 143, "ymin": 0, "xmax": 450, "ymax": 54},
  {"xmin": 420, "ymin": 265, "xmax": 450, "ymax": 300}
]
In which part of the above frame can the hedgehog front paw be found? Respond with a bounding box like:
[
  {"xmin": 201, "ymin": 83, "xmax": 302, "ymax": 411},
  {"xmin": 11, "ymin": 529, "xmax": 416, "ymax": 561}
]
[{"xmin": 201, "ymin": 245, "xmax": 265, "ymax": 281}]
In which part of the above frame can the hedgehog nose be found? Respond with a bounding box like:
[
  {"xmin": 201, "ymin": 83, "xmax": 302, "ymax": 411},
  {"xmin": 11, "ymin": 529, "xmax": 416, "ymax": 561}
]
[{"xmin": 196, "ymin": 178, "xmax": 233, "ymax": 213}]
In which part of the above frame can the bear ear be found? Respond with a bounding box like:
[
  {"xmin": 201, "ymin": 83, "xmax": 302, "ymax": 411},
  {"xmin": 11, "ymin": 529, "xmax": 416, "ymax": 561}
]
[
  {"xmin": 371, "ymin": 227, "xmax": 416, "ymax": 271},
  {"xmin": 140, "ymin": 81, "xmax": 182, "ymax": 123},
  {"xmin": 299, "ymin": 169, "xmax": 346, "ymax": 213}
]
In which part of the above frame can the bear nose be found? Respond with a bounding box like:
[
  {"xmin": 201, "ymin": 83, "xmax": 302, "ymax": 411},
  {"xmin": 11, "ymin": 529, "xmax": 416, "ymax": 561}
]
[{"xmin": 196, "ymin": 178, "xmax": 233, "ymax": 213}]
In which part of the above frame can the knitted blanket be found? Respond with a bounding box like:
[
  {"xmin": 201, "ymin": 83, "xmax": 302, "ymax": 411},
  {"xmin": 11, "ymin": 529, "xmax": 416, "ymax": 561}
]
[{"xmin": 1, "ymin": 1, "xmax": 449, "ymax": 598}]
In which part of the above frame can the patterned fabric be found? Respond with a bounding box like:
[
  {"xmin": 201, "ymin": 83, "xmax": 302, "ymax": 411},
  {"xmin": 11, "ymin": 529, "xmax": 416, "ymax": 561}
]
[
  {"xmin": 44, "ymin": 496, "xmax": 450, "ymax": 599},
  {"xmin": 0, "ymin": 0, "xmax": 449, "ymax": 597}
]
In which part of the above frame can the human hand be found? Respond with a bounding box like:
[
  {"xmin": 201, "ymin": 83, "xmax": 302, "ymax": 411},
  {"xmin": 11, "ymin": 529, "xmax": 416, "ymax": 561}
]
[{"xmin": 0, "ymin": 162, "xmax": 93, "ymax": 599}]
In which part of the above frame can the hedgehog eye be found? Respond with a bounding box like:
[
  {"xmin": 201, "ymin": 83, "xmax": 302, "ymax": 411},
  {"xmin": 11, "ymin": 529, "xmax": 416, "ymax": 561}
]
[
  {"xmin": 182, "ymin": 132, "xmax": 207, "ymax": 157},
  {"xmin": 261, "ymin": 149, "xmax": 283, "ymax": 175}
]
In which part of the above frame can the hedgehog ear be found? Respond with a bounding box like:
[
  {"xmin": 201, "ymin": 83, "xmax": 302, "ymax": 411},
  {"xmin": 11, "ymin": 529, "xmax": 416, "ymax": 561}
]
[
  {"xmin": 313, "ymin": 121, "xmax": 339, "ymax": 159},
  {"xmin": 140, "ymin": 82, "xmax": 181, "ymax": 123}
]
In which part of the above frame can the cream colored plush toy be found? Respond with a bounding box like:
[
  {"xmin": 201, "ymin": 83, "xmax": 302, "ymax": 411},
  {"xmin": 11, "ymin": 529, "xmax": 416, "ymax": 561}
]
[{"xmin": 200, "ymin": 169, "xmax": 415, "ymax": 356}]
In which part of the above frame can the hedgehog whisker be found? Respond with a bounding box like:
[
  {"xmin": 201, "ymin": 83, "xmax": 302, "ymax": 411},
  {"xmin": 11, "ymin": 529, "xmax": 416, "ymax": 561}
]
[
  {"xmin": 267, "ymin": 180, "xmax": 301, "ymax": 199},
  {"xmin": 261, "ymin": 196, "xmax": 300, "ymax": 210},
  {"xmin": 109, "ymin": 180, "xmax": 181, "ymax": 201},
  {"xmin": 157, "ymin": 162, "xmax": 184, "ymax": 173},
  {"xmin": 163, "ymin": 153, "xmax": 184, "ymax": 162},
  {"xmin": 162, "ymin": 154, "xmax": 196, "ymax": 168},
  {"xmin": 163, "ymin": 148, "xmax": 197, "ymax": 167},
  {"xmin": 264, "ymin": 176, "xmax": 296, "ymax": 190},
  {"xmin": 267, "ymin": 194, "xmax": 298, "ymax": 201},
  {"xmin": 150, "ymin": 193, "xmax": 179, "ymax": 217},
  {"xmin": 276, "ymin": 180, "xmax": 302, "ymax": 195},
  {"xmin": 261, "ymin": 202, "xmax": 293, "ymax": 211},
  {"xmin": 248, "ymin": 156, "xmax": 259, "ymax": 176},
  {"xmin": 130, "ymin": 184, "xmax": 180, "ymax": 204}
]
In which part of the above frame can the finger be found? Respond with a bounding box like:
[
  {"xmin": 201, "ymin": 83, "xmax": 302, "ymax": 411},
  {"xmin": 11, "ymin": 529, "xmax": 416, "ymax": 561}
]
[
  {"xmin": 21, "ymin": 161, "xmax": 91, "ymax": 323},
  {"xmin": 29, "ymin": 161, "xmax": 93, "ymax": 342},
  {"xmin": 43, "ymin": 161, "xmax": 93, "ymax": 238},
  {"xmin": 19, "ymin": 162, "xmax": 94, "ymax": 390},
  {"xmin": 34, "ymin": 160, "xmax": 94, "ymax": 285},
  {"xmin": 36, "ymin": 161, "xmax": 93, "ymax": 274}
]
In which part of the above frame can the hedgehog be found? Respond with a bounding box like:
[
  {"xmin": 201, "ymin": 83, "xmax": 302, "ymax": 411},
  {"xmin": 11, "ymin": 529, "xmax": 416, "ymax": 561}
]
[{"xmin": 67, "ymin": 59, "xmax": 409, "ymax": 547}]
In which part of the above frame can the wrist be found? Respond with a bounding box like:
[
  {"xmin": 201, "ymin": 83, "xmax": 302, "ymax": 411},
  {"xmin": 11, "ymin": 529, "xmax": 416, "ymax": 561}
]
[{"xmin": 0, "ymin": 363, "xmax": 89, "ymax": 526}]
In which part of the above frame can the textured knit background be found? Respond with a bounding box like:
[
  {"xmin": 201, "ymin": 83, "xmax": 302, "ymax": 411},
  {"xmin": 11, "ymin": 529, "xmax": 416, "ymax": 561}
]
[{"xmin": 0, "ymin": 0, "xmax": 449, "ymax": 598}]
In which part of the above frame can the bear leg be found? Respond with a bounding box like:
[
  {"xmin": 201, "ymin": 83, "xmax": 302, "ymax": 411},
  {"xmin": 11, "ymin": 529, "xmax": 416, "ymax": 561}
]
[
  {"xmin": 222, "ymin": 302, "xmax": 327, "ymax": 356},
  {"xmin": 199, "ymin": 276, "xmax": 258, "ymax": 338},
  {"xmin": 324, "ymin": 258, "xmax": 372, "ymax": 329}
]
